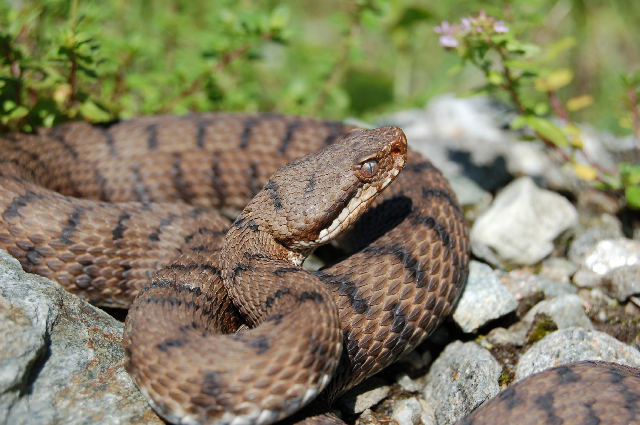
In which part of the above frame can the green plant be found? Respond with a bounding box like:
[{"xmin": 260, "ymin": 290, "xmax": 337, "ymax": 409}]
[{"xmin": 436, "ymin": 11, "xmax": 640, "ymax": 209}]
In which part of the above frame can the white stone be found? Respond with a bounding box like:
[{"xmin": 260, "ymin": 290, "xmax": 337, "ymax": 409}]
[{"xmin": 471, "ymin": 177, "xmax": 577, "ymax": 265}]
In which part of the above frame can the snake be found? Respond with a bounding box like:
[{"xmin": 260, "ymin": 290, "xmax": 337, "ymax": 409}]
[{"xmin": 0, "ymin": 113, "xmax": 637, "ymax": 425}]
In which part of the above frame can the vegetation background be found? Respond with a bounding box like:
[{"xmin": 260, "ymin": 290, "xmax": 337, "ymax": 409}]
[{"xmin": 1, "ymin": 0, "xmax": 638, "ymax": 133}]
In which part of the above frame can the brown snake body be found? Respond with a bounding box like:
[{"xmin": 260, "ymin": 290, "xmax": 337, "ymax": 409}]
[{"xmin": 0, "ymin": 113, "xmax": 637, "ymax": 425}]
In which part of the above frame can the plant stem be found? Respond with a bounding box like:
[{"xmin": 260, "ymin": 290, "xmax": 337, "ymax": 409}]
[
  {"xmin": 628, "ymin": 87, "xmax": 640, "ymax": 153},
  {"xmin": 548, "ymin": 90, "xmax": 569, "ymax": 121},
  {"xmin": 496, "ymin": 46, "xmax": 525, "ymax": 114}
]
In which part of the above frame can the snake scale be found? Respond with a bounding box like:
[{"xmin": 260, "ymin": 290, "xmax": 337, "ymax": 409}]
[{"xmin": 0, "ymin": 113, "xmax": 638, "ymax": 425}]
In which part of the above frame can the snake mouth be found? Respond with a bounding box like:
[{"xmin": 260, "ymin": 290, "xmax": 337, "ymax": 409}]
[{"xmin": 290, "ymin": 143, "xmax": 405, "ymax": 250}]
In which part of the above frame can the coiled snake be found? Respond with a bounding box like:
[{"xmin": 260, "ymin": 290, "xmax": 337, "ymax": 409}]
[{"xmin": 0, "ymin": 113, "xmax": 637, "ymax": 425}]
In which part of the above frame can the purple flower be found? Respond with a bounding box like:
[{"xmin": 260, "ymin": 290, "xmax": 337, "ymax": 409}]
[
  {"xmin": 461, "ymin": 18, "xmax": 472, "ymax": 31},
  {"xmin": 439, "ymin": 34, "xmax": 459, "ymax": 47},
  {"xmin": 435, "ymin": 21, "xmax": 452, "ymax": 34},
  {"xmin": 493, "ymin": 20, "xmax": 509, "ymax": 33}
]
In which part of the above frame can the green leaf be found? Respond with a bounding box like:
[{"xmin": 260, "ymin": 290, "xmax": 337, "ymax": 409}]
[
  {"xmin": 620, "ymin": 162, "xmax": 640, "ymax": 185},
  {"xmin": 523, "ymin": 115, "xmax": 570, "ymax": 147},
  {"xmin": 487, "ymin": 70, "xmax": 504, "ymax": 86},
  {"xmin": 79, "ymin": 100, "xmax": 111, "ymax": 121},
  {"xmin": 625, "ymin": 185, "xmax": 640, "ymax": 209}
]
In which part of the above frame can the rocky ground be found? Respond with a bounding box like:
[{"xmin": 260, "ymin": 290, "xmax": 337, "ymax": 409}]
[{"xmin": 0, "ymin": 95, "xmax": 638, "ymax": 425}]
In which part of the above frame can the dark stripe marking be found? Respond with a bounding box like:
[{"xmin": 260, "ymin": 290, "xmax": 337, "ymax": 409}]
[
  {"xmin": 156, "ymin": 339, "xmax": 184, "ymax": 352},
  {"xmin": 211, "ymin": 157, "xmax": 225, "ymax": 207},
  {"xmin": 273, "ymin": 267, "xmax": 298, "ymax": 277},
  {"xmin": 298, "ymin": 291, "xmax": 324, "ymax": 303},
  {"xmin": 248, "ymin": 161, "xmax": 262, "ymax": 196},
  {"xmin": 239, "ymin": 118, "xmax": 257, "ymax": 149},
  {"xmin": 112, "ymin": 212, "xmax": 131, "ymax": 241},
  {"xmin": 131, "ymin": 165, "xmax": 150, "ymax": 203},
  {"xmin": 99, "ymin": 127, "xmax": 118, "ymax": 157},
  {"xmin": 264, "ymin": 180, "xmax": 283, "ymax": 210},
  {"xmin": 146, "ymin": 124, "xmax": 159, "ymax": 150},
  {"xmin": 48, "ymin": 128, "xmax": 78, "ymax": 158},
  {"xmin": 92, "ymin": 168, "xmax": 109, "ymax": 201},
  {"xmin": 421, "ymin": 188, "xmax": 463, "ymax": 215},
  {"xmin": 409, "ymin": 212, "xmax": 452, "ymax": 249},
  {"xmin": 196, "ymin": 119, "xmax": 211, "ymax": 149},
  {"xmin": 2, "ymin": 191, "xmax": 45, "ymax": 220},
  {"xmin": 265, "ymin": 288, "xmax": 292, "ymax": 309},
  {"xmin": 497, "ymin": 386, "xmax": 524, "ymax": 410},
  {"xmin": 314, "ymin": 271, "xmax": 371, "ymax": 314},
  {"xmin": 148, "ymin": 214, "xmax": 178, "ymax": 242},
  {"xmin": 171, "ymin": 154, "xmax": 193, "ymax": 202},
  {"xmin": 362, "ymin": 244, "xmax": 426, "ymax": 288},
  {"xmin": 555, "ymin": 364, "xmax": 582, "ymax": 384},
  {"xmin": 278, "ymin": 121, "xmax": 302, "ymax": 154},
  {"xmin": 232, "ymin": 334, "xmax": 270, "ymax": 355},
  {"xmin": 230, "ymin": 263, "xmax": 251, "ymax": 279},
  {"xmin": 534, "ymin": 392, "xmax": 562, "ymax": 425},
  {"xmin": 201, "ymin": 371, "xmax": 224, "ymax": 397},
  {"xmin": 304, "ymin": 175, "xmax": 316, "ymax": 196},
  {"xmin": 60, "ymin": 206, "xmax": 86, "ymax": 244}
]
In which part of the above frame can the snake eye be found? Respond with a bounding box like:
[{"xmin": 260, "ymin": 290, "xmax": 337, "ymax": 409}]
[{"xmin": 359, "ymin": 160, "xmax": 378, "ymax": 178}]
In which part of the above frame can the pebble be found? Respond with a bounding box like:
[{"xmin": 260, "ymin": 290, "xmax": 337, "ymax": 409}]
[
  {"xmin": 470, "ymin": 177, "xmax": 577, "ymax": 266},
  {"xmin": 390, "ymin": 397, "xmax": 425, "ymax": 425},
  {"xmin": 515, "ymin": 327, "xmax": 640, "ymax": 380},
  {"xmin": 452, "ymin": 261, "xmax": 517, "ymax": 333},
  {"xmin": 395, "ymin": 373, "xmax": 422, "ymax": 393},
  {"xmin": 539, "ymin": 257, "xmax": 578, "ymax": 284},
  {"xmin": 606, "ymin": 264, "xmax": 640, "ymax": 301},
  {"xmin": 572, "ymin": 268, "xmax": 603, "ymax": 288},
  {"xmin": 338, "ymin": 377, "xmax": 391, "ymax": 414},
  {"xmin": 422, "ymin": 341, "xmax": 501, "ymax": 424},
  {"xmin": 567, "ymin": 213, "xmax": 623, "ymax": 264},
  {"xmin": 500, "ymin": 269, "xmax": 577, "ymax": 301},
  {"xmin": 583, "ymin": 238, "xmax": 640, "ymax": 275}
]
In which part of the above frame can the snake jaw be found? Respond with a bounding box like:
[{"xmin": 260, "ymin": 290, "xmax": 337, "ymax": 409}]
[{"xmin": 289, "ymin": 161, "xmax": 402, "ymax": 251}]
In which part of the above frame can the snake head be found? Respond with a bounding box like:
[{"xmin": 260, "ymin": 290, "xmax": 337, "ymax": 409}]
[{"xmin": 240, "ymin": 126, "xmax": 407, "ymax": 254}]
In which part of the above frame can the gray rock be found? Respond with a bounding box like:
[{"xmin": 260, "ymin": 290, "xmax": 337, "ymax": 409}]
[
  {"xmin": 485, "ymin": 326, "xmax": 524, "ymax": 346},
  {"xmin": 500, "ymin": 269, "xmax": 577, "ymax": 301},
  {"xmin": 471, "ymin": 177, "xmax": 577, "ymax": 266},
  {"xmin": 583, "ymin": 238, "xmax": 640, "ymax": 275},
  {"xmin": 606, "ymin": 264, "xmax": 640, "ymax": 301},
  {"xmin": 452, "ymin": 261, "xmax": 517, "ymax": 333},
  {"xmin": 0, "ymin": 250, "xmax": 161, "ymax": 425},
  {"xmin": 515, "ymin": 327, "xmax": 640, "ymax": 380},
  {"xmin": 395, "ymin": 373, "xmax": 422, "ymax": 393},
  {"xmin": 539, "ymin": 257, "xmax": 579, "ymax": 284},
  {"xmin": 522, "ymin": 294, "xmax": 592, "ymax": 329},
  {"xmin": 572, "ymin": 268, "xmax": 603, "ymax": 288},
  {"xmin": 422, "ymin": 341, "xmax": 501, "ymax": 424},
  {"xmin": 506, "ymin": 294, "xmax": 592, "ymax": 345},
  {"xmin": 390, "ymin": 397, "xmax": 427, "ymax": 425},
  {"xmin": 339, "ymin": 377, "xmax": 391, "ymax": 415},
  {"xmin": 568, "ymin": 214, "xmax": 623, "ymax": 264}
]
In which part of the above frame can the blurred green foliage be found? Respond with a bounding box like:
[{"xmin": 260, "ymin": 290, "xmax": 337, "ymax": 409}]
[{"xmin": 0, "ymin": 0, "xmax": 639, "ymax": 136}]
